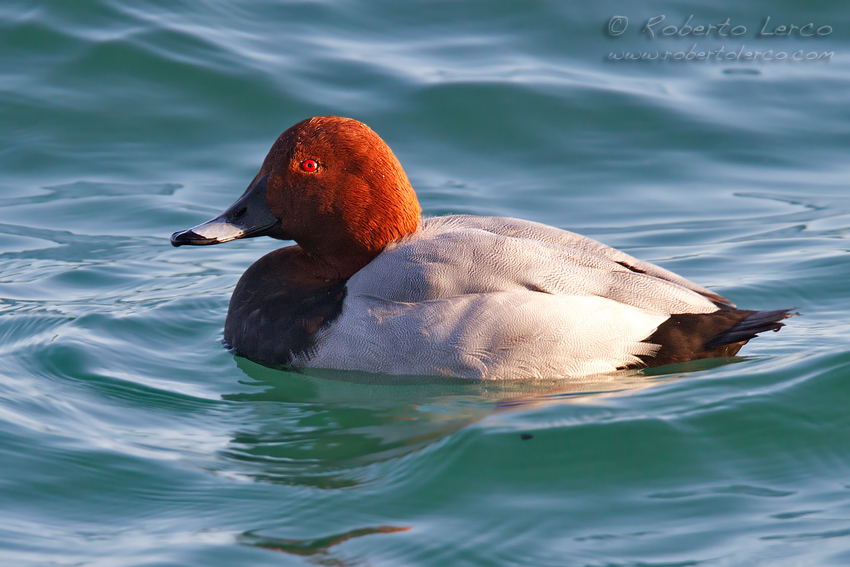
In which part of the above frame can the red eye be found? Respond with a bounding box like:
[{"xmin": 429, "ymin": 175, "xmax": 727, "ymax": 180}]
[{"xmin": 300, "ymin": 159, "xmax": 319, "ymax": 173}]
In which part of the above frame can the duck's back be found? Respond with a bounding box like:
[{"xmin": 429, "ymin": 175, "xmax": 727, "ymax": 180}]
[{"xmin": 294, "ymin": 216, "xmax": 733, "ymax": 379}]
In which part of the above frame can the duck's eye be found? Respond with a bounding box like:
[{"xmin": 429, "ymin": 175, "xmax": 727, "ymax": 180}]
[{"xmin": 300, "ymin": 159, "xmax": 319, "ymax": 173}]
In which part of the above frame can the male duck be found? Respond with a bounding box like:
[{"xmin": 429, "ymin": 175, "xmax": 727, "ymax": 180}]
[{"xmin": 171, "ymin": 116, "xmax": 792, "ymax": 380}]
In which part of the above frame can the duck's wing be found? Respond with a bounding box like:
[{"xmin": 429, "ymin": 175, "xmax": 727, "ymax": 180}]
[
  {"xmin": 433, "ymin": 215, "xmax": 733, "ymax": 306},
  {"xmin": 354, "ymin": 216, "xmax": 722, "ymax": 317},
  {"xmin": 308, "ymin": 219, "xmax": 716, "ymax": 379}
]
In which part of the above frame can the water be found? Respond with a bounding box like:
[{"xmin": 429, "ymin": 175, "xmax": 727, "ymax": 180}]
[{"xmin": 1, "ymin": 1, "xmax": 848, "ymax": 565}]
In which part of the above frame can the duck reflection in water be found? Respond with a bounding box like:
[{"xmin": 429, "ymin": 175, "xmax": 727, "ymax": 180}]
[
  {"xmin": 217, "ymin": 357, "xmax": 736, "ymax": 489},
  {"xmin": 223, "ymin": 358, "xmax": 742, "ymax": 563}
]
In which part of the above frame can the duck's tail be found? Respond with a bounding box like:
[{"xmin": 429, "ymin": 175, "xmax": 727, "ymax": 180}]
[
  {"xmin": 705, "ymin": 308, "xmax": 797, "ymax": 348},
  {"xmin": 637, "ymin": 306, "xmax": 797, "ymax": 368}
]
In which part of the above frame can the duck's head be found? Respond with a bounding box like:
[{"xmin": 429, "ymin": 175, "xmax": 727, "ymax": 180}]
[{"xmin": 171, "ymin": 116, "xmax": 421, "ymax": 277}]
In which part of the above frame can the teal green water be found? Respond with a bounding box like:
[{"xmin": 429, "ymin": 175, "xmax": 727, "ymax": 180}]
[{"xmin": 1, "ymin": 1, "xmax": 848, "ymax": 565}]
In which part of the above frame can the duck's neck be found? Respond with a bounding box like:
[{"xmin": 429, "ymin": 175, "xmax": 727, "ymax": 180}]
[
  {"xmin": 299, "ymin": 246, "xmax": 383, "ymax": 280},
  {"xmin": 294, "ymin": 212, "xmax": 422, "ymax": 279}
]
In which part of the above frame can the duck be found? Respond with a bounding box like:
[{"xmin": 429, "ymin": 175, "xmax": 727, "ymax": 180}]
[{"xmin": 171, "ymin": 116, "xmax": 793, "ymax": 380}]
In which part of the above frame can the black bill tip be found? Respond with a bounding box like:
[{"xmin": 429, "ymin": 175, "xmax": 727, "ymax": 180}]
[{"xmin": 171, "ymin": 229, "xmax": 212, "ymax": 247}]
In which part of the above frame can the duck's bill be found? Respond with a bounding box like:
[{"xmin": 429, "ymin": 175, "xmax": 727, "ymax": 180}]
[{"xmin": 171, "ymin": 174, "xmax": 280, "ymax": 247}]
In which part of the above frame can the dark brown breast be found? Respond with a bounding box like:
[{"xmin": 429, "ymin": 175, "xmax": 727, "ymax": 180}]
[{"xmin": 223, "ymin": 246, "xmax": 348, "ymax": 367}]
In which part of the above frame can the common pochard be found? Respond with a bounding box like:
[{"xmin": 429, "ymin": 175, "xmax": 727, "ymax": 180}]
[{"xmin": 171, "ymin": 116, "xmax": 792, "ymax": 380}]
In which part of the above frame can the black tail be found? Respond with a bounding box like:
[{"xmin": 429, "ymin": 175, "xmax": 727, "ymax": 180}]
[
  {"xmin": 636, "ymin": 306, "xmax": 797, "ymax": 369},
  {"xmin": 706, "ymin": 308, "xmax": 796, "ymax": 348}
]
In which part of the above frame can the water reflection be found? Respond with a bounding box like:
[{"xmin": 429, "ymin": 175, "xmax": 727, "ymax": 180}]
[
  {"xmin": 240, "ymin": 525, "xmax": 410, "ymax": 566},
  {"xmin": 217, "ymin": 357, "xmax": 740, "ymax": 489}
]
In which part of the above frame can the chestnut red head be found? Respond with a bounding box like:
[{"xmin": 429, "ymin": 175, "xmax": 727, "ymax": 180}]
[{"xmin": 171, "ymin": 116, "xmax": 422, "ymax": 276}]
